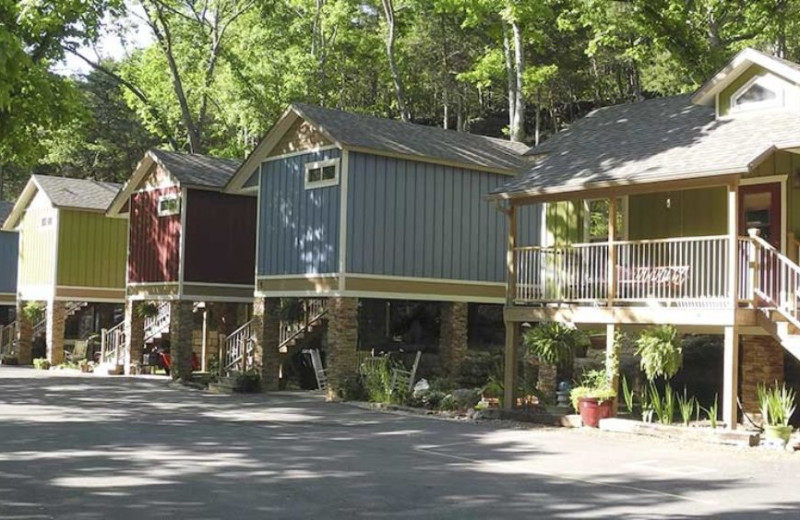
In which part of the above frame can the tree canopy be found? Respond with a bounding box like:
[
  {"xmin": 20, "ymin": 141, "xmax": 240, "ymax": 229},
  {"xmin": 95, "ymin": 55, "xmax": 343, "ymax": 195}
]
[{"xmin": 1, "ymin": 0, "xmax": 799, "ymax": 197}]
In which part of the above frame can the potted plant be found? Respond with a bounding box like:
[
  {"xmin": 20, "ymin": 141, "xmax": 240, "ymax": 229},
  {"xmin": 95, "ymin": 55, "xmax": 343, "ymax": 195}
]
[
  {"xmin": 570, "ymin": 369, "xmax": 616, "ymax": 427},
  {"xmin": 758, "ymin": 382, "xmax": 796, "ymax": 445},
  {"xmin": 137, "ymin": 302, "xmax": 159, "ymax": 319},
  {"xmin": 524, "ymin": 322, "xmax": 588, "ymax": 402}
]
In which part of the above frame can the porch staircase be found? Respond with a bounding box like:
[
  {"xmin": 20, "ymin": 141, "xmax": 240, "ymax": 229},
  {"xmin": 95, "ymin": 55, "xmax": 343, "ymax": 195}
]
[
  {"xmin": 0, "ymin": 321, "xmax": 17, "ymax": 356},
  {"xmin": 30, "ymin": 301, "xmax": 88, "ymax": 339},
  {"xmin": 143, "ymin": 302, "xmax": 172, "ymax": 343},
  {"xmin": 99, "ymin": 321, "xmax": 126, "ymax": 366},
  {"xmin": 220, "ymin": 298, "xmax": 329, "ymax": 377},
  {"xmin": 746, "ymin": 234, "xmax": 800, "ymax": 362}
]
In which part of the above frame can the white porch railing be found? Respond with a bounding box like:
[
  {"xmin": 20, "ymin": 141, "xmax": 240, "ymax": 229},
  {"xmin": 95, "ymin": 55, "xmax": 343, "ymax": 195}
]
[
  {"xmin": 221, "ymin": 320, "xmax": 254, "ymax": 374},
  {"xmin": 745, "ymin": 234, "xmax": 800, "ymax": 328},
  {"xmin": 0, "ymin": 321, "xmax": 17, "ymax": 356},
  {"xmin": 514, "ymin": 235, "xmax": 732, "ymax": 306},
  {"xmin": 144, "ymin": 302, "xmax": 171, "ymax": 342},
  {"xmin": 100, "ymin": 321, "xmax": 126, "ymax": 365},
  {"xmin": 279, "ymin": 298, "xmax": 328, "ymax": 348}
]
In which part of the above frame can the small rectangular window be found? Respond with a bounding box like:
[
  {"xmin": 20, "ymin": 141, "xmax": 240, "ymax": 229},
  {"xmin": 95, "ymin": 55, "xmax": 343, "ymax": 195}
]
[
  {"xmin": 157, "ymin": 194, "xmax": 181, "ymax": 217},
  {"xmin": 304, "ymin": 159, "xmax": 339, "ymax": 189},
  {"xmin": 39, "ymin": 216, "xmax": 53, "ymax": 229}
]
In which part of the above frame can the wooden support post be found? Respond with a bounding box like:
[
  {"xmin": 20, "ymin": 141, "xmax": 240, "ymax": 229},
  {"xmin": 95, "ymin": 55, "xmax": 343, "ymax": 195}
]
[
  {"xmin": 747, "ymin": 229, "xmax": 759, "ymax": 306},
  {"xmin": 503, "ymin": 320, "xmax": 520, "ymax": 410},
  {"xmin": 723, "ymin": 325, "xmax": 740, "ymax": 429},
  {"xmin": 607, "ymin": 197, "xmax": 617, "ymax": 306},
  {"xmin": 728, "ymin": 182, "xmax": 739, "ymax": 308},
  {"xmin": 506, "ymin": 204, "xmax": 518, "ymax": 305},
  {"xmin": 605, "ymin": 323, "xmax": 619, "ymax": 415},
  {"xmin": 201, "ymin": 306, "xmax": 208, "ymax": 373}
]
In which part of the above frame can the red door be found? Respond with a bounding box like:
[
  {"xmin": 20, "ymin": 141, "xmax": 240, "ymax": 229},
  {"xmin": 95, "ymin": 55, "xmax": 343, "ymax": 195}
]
[{"xmin": 738, "ymin": 182, "xmax": 781, "ymax": 247}]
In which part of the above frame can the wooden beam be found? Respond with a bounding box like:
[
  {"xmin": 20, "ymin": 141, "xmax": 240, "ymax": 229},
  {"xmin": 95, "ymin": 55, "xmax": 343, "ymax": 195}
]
[
  {"xmin": 506, "ymin": 205, "xmax": 518, "ymax": 305},
  {"xmin": 722, "ymin": 325, "xmax": 740, "ymax": 429},
  {"xmin": 605, "ymin": 323, "xmax": 619, "ymax": 415},
  {"xmin": 503, "ymin": 304, "xmax": 746, "ymax": 327},
  {"xmin": 503, "ymin": 319, "xmax": 520, "ymax": 410},
  {"xmin": 728, "ymin": 181, "xmax": 739, "ymax": 309},
  {"xmin": 607, "ymin": 197, "xmax": 617, "ymax": 306}
]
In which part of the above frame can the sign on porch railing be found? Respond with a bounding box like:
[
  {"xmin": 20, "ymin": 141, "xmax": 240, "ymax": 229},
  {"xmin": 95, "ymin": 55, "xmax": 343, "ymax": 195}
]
[{"xmin": 515, "ymin": 235, "xmax": 730, "ymax": 306}]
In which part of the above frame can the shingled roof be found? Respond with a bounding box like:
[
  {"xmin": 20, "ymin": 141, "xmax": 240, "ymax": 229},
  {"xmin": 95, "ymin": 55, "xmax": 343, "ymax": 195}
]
[
  {"xmin": 491, "ymin": 94, "xmax": 800, "ymax": 199},
  {"xmin": 149, "ymin": 149, "xmax": 241, "ymax": 189},
  {"xmin": 33, "ymin": 175, "xmax": 121, "ymax": 211},
  {"xmin": 292, "ymin": 103, "xmax": 531, "ymax": 172}
]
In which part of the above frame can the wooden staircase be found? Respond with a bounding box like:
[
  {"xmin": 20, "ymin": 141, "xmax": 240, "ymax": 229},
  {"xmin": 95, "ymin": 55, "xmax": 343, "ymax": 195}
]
[
  {"xmin": 0, "ymin": 321, "xmax": 17, "ymax": 356},
  {"xmin": 143, "ymin": 302, "xmax": 171, "ymax": 343},
  {"xmin": 220, "ymin": 298, "xmax": 329, "ymax": 377}
]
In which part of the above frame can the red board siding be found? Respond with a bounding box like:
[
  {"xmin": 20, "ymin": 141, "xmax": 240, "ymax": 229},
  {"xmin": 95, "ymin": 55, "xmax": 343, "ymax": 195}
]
[
  {"xmin": 184, "ymin": 189, "xmax": 256, "ymax": 285},
  {"xmin": 128, "ymin": 187, "xmax": 181, "ymax": 283}
]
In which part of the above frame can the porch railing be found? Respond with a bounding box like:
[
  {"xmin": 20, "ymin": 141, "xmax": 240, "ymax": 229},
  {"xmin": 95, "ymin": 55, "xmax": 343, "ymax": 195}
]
[
  {"xmin": 745, "ymin": 234, "xmax": 800, "ymax": 328},
  {"xmin": 514, "ymin": 235, "xmax": 733, "ymax": 306}
]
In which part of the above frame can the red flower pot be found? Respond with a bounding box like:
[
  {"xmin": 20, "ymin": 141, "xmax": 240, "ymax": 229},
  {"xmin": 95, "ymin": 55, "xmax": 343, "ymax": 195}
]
[{"xmin": 578, "ymin": 397, "xmax": 614, "ymax": 428}]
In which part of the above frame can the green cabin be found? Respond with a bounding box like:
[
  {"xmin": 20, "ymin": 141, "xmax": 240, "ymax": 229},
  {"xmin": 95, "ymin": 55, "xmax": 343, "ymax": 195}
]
[{"xmin": 2, "ymin": 175, "xmax": 126, "ymax": 365}]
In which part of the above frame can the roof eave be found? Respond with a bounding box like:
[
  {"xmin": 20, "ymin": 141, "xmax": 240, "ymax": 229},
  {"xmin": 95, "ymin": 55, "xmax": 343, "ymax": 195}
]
[{"xmin": 1, "ymin": 177, "xmax": 43, "ymax": 230}]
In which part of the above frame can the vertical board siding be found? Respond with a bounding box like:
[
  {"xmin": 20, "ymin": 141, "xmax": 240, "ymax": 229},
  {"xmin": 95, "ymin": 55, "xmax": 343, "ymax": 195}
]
[
  {"xmin": 628, "ymin": 187, "xmax": 726, "ymax": 240},
  {"xmin": 258, "ymin": 149, "xmax": 341, "ymax": 276},
  {"xmin": 751, "ymin": 150, "xmax": 800, "ymax": 239},
  {"xmin": 18, "ymin": 191, "xmax": 57, "ymax": 291},
  {"xmin": 183, "ymin": 189, "xmax": 256, "ymax": 285},
  {"xmin": 346, "ymin": 151, "xmax": 539, "ymax": 283},
  {"xmin": 129, "ymin": 187, "xmax": 181, "ymax": 283},
  {"xmin": 0, "ymin": 231, "xmax": 18, "ymax": 294},
  {"xmin": 57, "ymin": 210, "xmax": 127, "ymax": 288}
]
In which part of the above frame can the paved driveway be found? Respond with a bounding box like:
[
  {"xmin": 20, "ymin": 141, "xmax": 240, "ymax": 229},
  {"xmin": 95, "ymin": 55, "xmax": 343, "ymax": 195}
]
[{"xmin": 0, "ymin": 366, "xmax": 798, "ymax": 519}]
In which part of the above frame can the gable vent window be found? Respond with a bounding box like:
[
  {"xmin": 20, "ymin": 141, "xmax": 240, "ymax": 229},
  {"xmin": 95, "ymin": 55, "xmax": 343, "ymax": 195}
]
[
  {"xmin": 304, "ymin": 159, "xmax": 339, "ymax": 189},
  {"xmin": 157, "ymin": 193, "xmax": 181, "ymax": 217},
  {"xmin": 731, "ymin": 75, "xmax": 784, "ymax": 113},
  {"xmin": 39, "ymin": 216, "xmax": 54, "ymax": 229}
]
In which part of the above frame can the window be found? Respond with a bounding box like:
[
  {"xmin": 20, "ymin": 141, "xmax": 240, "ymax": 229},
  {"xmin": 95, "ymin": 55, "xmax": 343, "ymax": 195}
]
[
  {"xmin": 304, "ymin": 159, "xmax": 339, "ymax": 189},
  {"xmin": 730, "ymin": 75, "xmax": 784, "ymax": 113},
  {"xmin": 157, "ymin": 194, "xmax": 181, "ymax": 217},
  {"xmin": 39, "ymin": 216, "xmax": 53, "ymax": 229},
  {"xmin": 584, "ymin": 198, "xmax": 626, "ymax": 242}
]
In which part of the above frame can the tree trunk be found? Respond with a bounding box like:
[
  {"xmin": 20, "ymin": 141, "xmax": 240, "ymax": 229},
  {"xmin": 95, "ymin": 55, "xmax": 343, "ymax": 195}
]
[
  {"xmin": 381, "ymin": 0, "xmax": 410, "ymax": 122},
  {"xmin": 502, "ymin": 19, "xmax": 516, "ymax": 134},
  {"xmin": 511, "ymin": 20, "xmax": 525, "ymax": 143}
]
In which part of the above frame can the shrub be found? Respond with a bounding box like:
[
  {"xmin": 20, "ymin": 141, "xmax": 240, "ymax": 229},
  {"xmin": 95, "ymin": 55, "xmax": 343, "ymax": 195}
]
[
  {"xmin": 758, "ymin": 382, "xmax": 797, "ymax": 427},
  {"xmin": 22, "ymin": 302, "xmax": 44, "ymax": 324},
  {"xmin": 33, "ymin": 358, "xmax": 51, "ymax": 370},
  {"xmin": 337, "ymin": 374, "xmax": 367, "ymax": 401},
  {"xmin": 136, "ymin": 302, "xmax": 159, "ymax": 319},
  {"xmin": 362, "ymin": 356, "xmax": 397, "ymax": 403},
  {"xmin": 439, "ymin": 394, "xmax": 457, "ymax": 411},
  {"xmin": 456, "ymin": 349, "xmax": 501, "ymax": 388},
  {"xmin": 524, "ymin": 322, "xmax": 588, "ymax": 369},
  {"xmin": 636, "ymin": 325, "xmax": 682, "ymax": 381},
  {"xmin": 235, "ymin": 369, "xmax": 262, "ymax": 393}
]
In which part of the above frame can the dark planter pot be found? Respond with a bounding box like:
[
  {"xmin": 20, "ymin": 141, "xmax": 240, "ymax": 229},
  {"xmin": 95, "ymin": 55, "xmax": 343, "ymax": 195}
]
[{"xmin": 578, "ymin": 397, "xmax": 614, "ymax": 428}]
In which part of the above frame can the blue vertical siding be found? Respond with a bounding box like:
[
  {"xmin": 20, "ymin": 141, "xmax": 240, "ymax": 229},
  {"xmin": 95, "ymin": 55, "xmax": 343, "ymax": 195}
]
[
  {"xmin": 0, "ymin": 231, "xmax": 18, "ymax": 294},
  {"xmin": 346, "ymin": 151, "xmax": 539, "ymax": 283},
  {"xmin": 257, "ymin": 149, "xmax": 341, "ymax": 276}
]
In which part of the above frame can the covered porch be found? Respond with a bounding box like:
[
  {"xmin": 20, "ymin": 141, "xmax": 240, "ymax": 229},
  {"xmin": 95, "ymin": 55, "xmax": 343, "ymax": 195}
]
[{"xmin": 498, "ymin": 173, "xmax": 800, "ymax": 428}]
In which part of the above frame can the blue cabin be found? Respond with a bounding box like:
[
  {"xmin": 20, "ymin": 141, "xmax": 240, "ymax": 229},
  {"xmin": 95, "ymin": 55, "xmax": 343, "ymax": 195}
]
[
  {"xmin": 0, "ymin": 201, "xmax": 18, "ymax": 313},
  {"xmin": 225, "ymin": 104, "xmax": 538, "ymax": 391}
]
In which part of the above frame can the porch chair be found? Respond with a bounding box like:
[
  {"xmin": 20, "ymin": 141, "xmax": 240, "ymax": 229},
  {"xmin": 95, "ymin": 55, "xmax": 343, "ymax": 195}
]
[{"xmin": 390, "ymin": 350, "xmax": 423, "ymax": 395}]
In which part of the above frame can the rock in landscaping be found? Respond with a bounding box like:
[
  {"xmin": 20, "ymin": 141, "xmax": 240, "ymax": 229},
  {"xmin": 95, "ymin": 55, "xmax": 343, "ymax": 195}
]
[{"xmin": 452, "ymin": 388, "xmax": 480, "ymax": 410}]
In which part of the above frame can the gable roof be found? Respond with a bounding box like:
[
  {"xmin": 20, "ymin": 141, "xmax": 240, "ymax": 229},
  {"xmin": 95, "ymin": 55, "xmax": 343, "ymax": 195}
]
[
  {"xmin": 227, "ymin": 103, "xmax": 532, "ymax": 191},
  {"xmin": 693, "ymin": 47, "xmax": 800, "ymax": 105},
  {"xmin": 490, "ymin": 94, "xmax": 800, "ymax": 199},
  {"xmin": 3, "ymin": 175, "xmax": 122, "ymax": 230},
  {"xmin": 107, "ymin": 149, "xmax": 242, "ymax": 217}
]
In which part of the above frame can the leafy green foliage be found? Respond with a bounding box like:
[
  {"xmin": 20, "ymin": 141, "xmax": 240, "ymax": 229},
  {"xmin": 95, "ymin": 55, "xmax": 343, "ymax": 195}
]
[
  {"xmin": 22, "ymin": 302, "xmax": 44, "ymax": 324},
  {"xmin": 524, "ymin": 322, "xmax": 587, "ymax": 369},
  {"xmin": 676, "ymin": 387, "xmax": 697, "ymax": 427},
  {"xmin": 621, "ymin": 375, "xmax": 635, "ymax": 414},
  {"xmin": 758, "ymin": 382, "xmax": 797, "ymax": 428},
  {"xmin": 635, "ymin": 325, "xmax": 682, "ymax": 382},
  {"xmin": 569, "ymin": 369, "xmax": 615, "ymax": 410},
  {"xmin": 33, "ymin": 358, "xmax": 51, "ymax": 370}
]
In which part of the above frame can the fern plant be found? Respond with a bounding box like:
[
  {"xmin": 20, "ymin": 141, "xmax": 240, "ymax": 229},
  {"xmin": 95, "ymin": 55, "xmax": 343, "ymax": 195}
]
[
  {"xmin": 524, "ymin": 322, "xmax": 587, "ymax": 369},
  {"xmin": 635, "ymin": 325, "xmax": 682, "ymax": 381}
]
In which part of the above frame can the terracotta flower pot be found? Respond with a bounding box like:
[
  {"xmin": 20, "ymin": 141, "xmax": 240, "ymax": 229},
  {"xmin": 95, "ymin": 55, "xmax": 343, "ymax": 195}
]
[{"xmin": 578, "ymin": 397, "xmax": 614, "ymax": 428}]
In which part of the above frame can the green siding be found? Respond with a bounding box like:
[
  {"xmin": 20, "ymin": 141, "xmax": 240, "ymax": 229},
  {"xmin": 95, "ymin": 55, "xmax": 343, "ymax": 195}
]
[
  {"xmin": 751, "ymin": 150, "xmax": 800, "ymax": 239},
  {"xmin": 628, "ymin": 188, "xmax": 726, "ymax": 240},
  {"xmin": 57, "ymin": 210, "xmax": 127, "ymax": 289},
  {"xmin": 18, "ymin": 193, "xmax": 57, "ymax": 292},
  {"xmin": 717, "ymin": 65, "xmax": 795, "ymax": 116},
  {"xmin": 546, "ymin": 200, "xmax": 582, "ymax": 245}
]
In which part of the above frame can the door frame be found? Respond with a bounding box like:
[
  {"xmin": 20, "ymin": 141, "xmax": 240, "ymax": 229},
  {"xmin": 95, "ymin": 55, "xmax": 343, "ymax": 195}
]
[{"xmin": 739, "ymin": 174, "xmax": 787, "ymax": 254}]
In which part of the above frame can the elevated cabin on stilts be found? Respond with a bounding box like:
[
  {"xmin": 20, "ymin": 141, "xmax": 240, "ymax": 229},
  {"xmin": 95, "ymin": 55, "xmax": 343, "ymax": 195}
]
[
  {"xmin": 491, "ymin": 48, "xmax": 800, "ymax": 429},
  {"xmin": 0, "ymin": 202, "xmax": 18, "ymax": 356},
  {"xmin": 224, "ymin": 103, "xmax": 540, "ymax": 394},
  {"xmin": 2, "ymin": 175, "xmax": 126, "ymax": 365},
  {"xmin": 106, "ymin": 150, "xmax": 256, "ymax": 378}
]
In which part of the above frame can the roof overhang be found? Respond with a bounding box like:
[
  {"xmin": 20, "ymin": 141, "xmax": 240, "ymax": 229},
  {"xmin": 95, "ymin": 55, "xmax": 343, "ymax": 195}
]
[
  {"xmin": 692, "ymin": 48, "xmax": 800, "ymax": 106},
  {"xmin": 2, "ymin": 176, "xmax": 47, "ymax": 231},
  {"xmin": 488, "ymin": 169, "xmax": 745, "ymax": 206}
]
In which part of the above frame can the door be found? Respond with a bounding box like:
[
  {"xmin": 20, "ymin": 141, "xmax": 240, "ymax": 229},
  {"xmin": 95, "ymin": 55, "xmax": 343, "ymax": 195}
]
[{"xmin": 738, "ymin": 182, "xmax": 781, "ymax": 247}]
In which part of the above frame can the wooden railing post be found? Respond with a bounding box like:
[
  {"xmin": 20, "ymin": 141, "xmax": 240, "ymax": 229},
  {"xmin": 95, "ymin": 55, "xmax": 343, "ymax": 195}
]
[
  {"xmin": 219, "ymin": 338, "xmax": 226, "ymax": 377},
  {"xmin": 506, "ymin": 203, "xmax": 518, "ymax": 305},
  {"xmin": 607, "ymin": 197, "xmax": 617, "ymax": 306},
  {"xmin": 747, "ymin": 229, "xmax": 759, "ymax": 306},
  {"xmin": 100, "ymin": 328, "xmax": 107, "ymax": 363}
]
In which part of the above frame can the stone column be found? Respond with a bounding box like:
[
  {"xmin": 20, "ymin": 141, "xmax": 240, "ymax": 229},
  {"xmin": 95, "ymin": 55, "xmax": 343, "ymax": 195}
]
[
  {"xmin": 16, "ymin": 300, "xmax": 33, "ymax": 365},
  {"xmin": 326, "ymin": 297, "xmax": 359, "ymax": 399},
  {"xmin": 740, "ymin": 334, "xmax": 785, "ymax": 414},
  {"xmin": 169, "ymin": 300, "xmax": 194, "ymax": 381},
  {"xmin": 46, "ymin": 301, "xmax": 66, "ymax": 365},
  {"xmin": 439, "ymin": 301, "xmax": 468, "ymax": 378},
  {"xmin": 123, "ymin": 300, "xmax": 145, "ymax": 375},
  {"xmin": 252, "ymin": 297, "xmax": 280, "ymax": 390}
]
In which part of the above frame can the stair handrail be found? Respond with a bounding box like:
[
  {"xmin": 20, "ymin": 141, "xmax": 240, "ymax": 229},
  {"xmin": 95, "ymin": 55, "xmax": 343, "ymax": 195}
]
[
  {"xmin": 748, "ymin": 233, "xmax": 800, "ymax": 330},
  {"xmin": 0, "ymin": 321, "xmax": 17, "ymax": 356},
  {"xmin": 100, "ymin": 320, "xmax": 126, "ymax": 365},
  {"xmin": 143, "ymin": 302, "xmax": 171, "ymax": 342},
  {"xmin": 221, "ymin": 319, "xmax": 254, "ymax": 375},
  {"xmin": 278, "ymin": 299, "xmax": 328, "ymax": 350}
]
